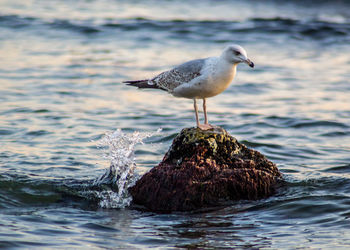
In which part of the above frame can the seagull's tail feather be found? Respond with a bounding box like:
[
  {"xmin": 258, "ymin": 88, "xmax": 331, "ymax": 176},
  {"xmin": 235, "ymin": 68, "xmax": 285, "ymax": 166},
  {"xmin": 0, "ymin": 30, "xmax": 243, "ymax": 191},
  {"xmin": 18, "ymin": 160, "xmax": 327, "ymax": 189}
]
[
  {"xmin": 124, "ymin": 79, "xmax": 155, "ymax": 89},
  {"xmin": 123, "ymin": 79, "xmax": 166, "ymax": 91}
]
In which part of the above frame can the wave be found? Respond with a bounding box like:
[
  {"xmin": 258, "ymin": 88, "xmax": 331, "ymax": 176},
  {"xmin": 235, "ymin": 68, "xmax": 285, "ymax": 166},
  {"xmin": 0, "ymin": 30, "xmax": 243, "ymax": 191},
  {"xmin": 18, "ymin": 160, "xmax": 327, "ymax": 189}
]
[
  {"xmin": 1, "ymin": 14, "xmax": 350, "ymax": 42},
  {"xmin": 0, "ymin": 14, "xmax": 100, "ymax": 34},
  {"xmin": 0, "ymin": 128, "xmax": 161, "ymax": 210}
]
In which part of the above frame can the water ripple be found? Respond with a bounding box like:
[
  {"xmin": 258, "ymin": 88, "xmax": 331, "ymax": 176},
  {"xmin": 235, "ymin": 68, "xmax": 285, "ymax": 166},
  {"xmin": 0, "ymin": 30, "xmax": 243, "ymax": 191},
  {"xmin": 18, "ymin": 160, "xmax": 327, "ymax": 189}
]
[{"xmin": 322, "ymin": 164, "xmax": 350, "ymax": 173}]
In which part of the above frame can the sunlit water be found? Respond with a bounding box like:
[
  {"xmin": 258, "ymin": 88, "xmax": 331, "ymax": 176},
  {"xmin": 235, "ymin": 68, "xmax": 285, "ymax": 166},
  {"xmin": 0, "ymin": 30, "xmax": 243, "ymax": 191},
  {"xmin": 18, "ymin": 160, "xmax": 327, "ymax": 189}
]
[{"xmin": 1, "ymin": 0, "xmax": 350, "ymax": 248}]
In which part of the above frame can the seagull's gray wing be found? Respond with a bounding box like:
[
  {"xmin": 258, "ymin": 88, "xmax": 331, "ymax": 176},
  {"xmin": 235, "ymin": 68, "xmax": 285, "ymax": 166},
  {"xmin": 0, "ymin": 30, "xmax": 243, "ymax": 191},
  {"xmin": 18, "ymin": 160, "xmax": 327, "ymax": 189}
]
[{"xmin": 150, "ymin": 58, "xmax": 207, "ymax": 92}]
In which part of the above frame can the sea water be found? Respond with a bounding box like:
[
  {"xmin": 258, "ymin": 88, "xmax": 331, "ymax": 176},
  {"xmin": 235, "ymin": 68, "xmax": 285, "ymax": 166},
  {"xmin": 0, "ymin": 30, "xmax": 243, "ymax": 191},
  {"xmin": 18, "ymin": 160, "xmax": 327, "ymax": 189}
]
[{"xmin": 1, "ymin": 0, "xmax": 350, "ymax": 248}]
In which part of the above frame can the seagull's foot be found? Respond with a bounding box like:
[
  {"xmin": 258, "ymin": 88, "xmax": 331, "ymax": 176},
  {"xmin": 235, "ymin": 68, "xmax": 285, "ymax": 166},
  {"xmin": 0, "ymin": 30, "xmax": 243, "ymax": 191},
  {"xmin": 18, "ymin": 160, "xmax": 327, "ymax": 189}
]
[{"xmin": 197, "ymin": 123, "xmax": 215, "ymax": 131}]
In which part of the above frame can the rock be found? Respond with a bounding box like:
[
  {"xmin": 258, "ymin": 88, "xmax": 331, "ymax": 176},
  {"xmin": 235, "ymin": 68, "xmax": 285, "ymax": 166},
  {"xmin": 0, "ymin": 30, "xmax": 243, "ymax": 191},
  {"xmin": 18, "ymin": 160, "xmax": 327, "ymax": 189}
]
[{"xmin": 129, "ymin": 126, "xmax": 282, "ymax": 212}]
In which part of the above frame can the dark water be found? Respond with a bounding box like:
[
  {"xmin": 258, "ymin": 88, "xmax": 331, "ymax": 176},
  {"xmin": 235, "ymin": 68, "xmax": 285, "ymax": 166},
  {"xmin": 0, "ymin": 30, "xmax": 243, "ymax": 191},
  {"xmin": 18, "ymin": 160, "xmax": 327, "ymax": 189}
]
[{"xmin": 1, "ymin": 0, "xmax": 350, "ymax": 248}]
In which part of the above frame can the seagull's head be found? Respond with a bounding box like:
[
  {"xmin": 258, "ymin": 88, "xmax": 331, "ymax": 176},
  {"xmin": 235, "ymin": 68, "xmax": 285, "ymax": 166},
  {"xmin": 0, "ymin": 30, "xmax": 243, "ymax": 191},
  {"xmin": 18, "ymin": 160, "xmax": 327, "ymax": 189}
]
[{"xmin": 222, "ymin": 44, "xmax": 254, "ymax": 68}]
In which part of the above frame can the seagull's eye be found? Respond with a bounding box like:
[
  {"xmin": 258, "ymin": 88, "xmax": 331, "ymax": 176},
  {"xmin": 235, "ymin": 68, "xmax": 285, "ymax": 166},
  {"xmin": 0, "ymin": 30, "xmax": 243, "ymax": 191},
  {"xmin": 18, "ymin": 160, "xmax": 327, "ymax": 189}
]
[{"xmin": 234, "ymin": 51, "xmax": 241, "ymax": 56}]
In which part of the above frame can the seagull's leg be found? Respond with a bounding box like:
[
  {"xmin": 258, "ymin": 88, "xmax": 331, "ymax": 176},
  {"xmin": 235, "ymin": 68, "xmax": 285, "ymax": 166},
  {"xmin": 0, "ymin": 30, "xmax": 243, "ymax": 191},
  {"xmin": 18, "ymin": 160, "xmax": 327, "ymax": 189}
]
[
  {"xmin": 194, "ymin": 99, "xmax": 200, "ymax": 128},
  {"xmin": 196, "ymin": 98, "xmax": 214, "ymax": 130},
  {"xmin": 203, "ymin": 98, "xmax": 208, "ymax": 124}
]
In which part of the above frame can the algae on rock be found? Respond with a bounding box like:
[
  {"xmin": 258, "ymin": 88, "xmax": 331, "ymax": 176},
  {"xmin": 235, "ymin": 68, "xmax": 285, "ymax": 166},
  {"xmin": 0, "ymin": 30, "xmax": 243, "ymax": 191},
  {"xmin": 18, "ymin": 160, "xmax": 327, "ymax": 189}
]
[{"xmin": 129, "ymin": 126, "xmax": 282, "ymax": 212}]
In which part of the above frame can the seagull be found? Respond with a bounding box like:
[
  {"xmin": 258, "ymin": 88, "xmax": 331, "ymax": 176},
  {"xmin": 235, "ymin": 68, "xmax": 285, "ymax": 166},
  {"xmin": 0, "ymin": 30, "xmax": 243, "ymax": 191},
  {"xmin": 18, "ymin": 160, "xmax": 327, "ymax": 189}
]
[{"xmin": 124, "ymin": 44, "xmax": 254, "ymax": 130}]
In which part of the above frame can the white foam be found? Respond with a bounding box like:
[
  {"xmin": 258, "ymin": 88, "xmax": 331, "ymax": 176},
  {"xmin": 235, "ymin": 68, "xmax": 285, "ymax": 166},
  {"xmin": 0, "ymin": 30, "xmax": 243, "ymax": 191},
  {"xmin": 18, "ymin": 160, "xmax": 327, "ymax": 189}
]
[{"xmin": 94, "ymin": 128, "xmax": 161, "ymax": 208}]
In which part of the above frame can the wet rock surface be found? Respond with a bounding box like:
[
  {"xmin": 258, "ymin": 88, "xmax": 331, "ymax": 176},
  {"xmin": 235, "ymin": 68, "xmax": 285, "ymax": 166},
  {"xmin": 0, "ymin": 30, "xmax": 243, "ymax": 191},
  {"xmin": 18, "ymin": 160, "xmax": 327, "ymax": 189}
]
[{"xmin": 129, "ymin": 127, "xmax": 282, "ymax": 212}]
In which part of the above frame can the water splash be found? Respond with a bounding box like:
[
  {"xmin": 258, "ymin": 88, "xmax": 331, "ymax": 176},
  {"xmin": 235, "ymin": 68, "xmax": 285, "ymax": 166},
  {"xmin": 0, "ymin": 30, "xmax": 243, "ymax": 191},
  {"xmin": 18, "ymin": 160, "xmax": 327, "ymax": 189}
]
[{"xmin": 93, "ymin": 128, "xmax": 161, "ymax": 208}]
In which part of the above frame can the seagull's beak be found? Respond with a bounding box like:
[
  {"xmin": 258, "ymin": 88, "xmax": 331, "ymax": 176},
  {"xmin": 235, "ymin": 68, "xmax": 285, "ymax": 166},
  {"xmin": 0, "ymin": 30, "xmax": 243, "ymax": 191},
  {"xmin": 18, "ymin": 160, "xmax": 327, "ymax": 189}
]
[{"xmin": 244, "ymin": 58, "xmax": 254, "ymax": 68}]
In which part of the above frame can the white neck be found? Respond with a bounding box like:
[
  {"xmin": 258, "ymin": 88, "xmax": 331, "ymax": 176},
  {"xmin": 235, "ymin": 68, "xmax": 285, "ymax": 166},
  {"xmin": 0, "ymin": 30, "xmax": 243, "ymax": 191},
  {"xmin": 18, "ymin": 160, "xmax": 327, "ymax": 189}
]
[{"xmin": 216, "ymin": 57, "xmax": 237, "ymax": 76}]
